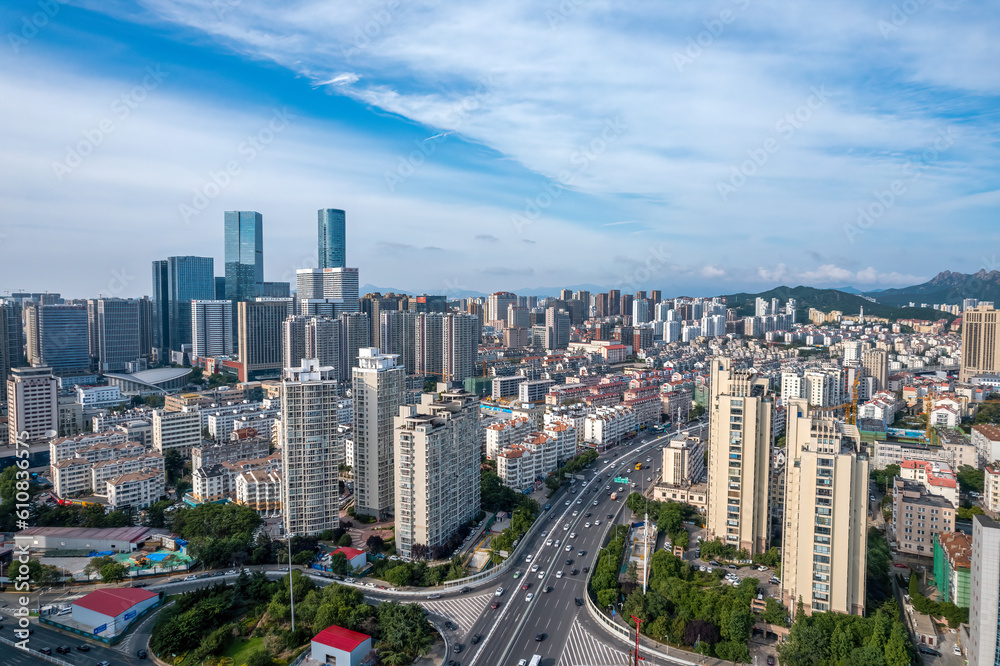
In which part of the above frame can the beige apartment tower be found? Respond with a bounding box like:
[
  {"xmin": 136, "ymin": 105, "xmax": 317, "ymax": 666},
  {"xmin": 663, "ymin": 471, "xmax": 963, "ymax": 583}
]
[
  {"xmin": 353, "ymin": 348, "xmax": 405, "ymax": 520},
  {"xmin": 961, "ymin": 305, "xmax": 1000, "ymax": 382},
  {"xmin": 394, "ymin": 385, "xmax": 482, "ymax": 559},
  {"xmin": 862, "ymin": 348, "xmax": 889, "ymax": 392},
  {"xmin": 706, "ymin": 357, "xmax": 774, "ymax": 555},
  {"xmin": 281, "ymin": 359, "xmax": 342, "ymax": 537},
  {"xmin": 781, "ymin": 398, "xmax": 868, "ymax": 618}
]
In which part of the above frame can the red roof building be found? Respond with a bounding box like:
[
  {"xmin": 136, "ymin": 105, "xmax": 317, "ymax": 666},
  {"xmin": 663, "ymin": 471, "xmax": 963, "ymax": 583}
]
[
  {"xmin": 71, "ymin": 587, "xmax": 159, "ymax": 636},
  {"xmin": 331, "ymin": 547, "xmax": 367, "ymax": 569},
  {"xmin": 311, "ymin": 625, "xmax": 373, "ymax": 666}
]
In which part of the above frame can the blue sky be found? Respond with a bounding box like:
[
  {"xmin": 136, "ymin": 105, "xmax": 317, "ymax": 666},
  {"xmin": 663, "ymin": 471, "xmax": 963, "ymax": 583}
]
[{"xmin": 1, "ymin": 0, "xmax": 998, "ymax": 299}]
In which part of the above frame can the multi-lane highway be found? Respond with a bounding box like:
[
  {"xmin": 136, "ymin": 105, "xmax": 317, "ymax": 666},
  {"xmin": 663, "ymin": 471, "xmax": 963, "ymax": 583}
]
[{"xmin": 435, "ymin": 420, "xmax": 707, "ymax": 666}]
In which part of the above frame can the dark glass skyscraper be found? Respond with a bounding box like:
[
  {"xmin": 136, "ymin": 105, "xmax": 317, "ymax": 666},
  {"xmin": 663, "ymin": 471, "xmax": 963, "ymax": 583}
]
[
  {"xmin": 152, "ymin": 256, "xmax": 214, "ymax": 352},
  {"xmin": 318, "ymin": 208, "xmax": 346, "ymax": 269},
  {"xmin": 224, "ymin": 211, "xmax": 263, "ymax": 302}
]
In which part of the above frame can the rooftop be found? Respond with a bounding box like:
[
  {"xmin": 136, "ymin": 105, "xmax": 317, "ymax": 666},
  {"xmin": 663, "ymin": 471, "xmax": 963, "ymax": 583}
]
[
  {"xmin": 17, "ymin": 526, "xmax": 151, "ymax": 542},
  {"xmin": 312, "ymin": 625, "xmax": 371, "ymax": 653},
  {"xmin": 74, "ymin": 588, "xmax": 157, "ymax": 618}
]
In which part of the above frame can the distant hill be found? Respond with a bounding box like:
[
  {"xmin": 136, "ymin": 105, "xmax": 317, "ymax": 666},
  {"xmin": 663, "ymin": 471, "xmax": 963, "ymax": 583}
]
[
  {"xmin": 721, "ymin": 285, "xmax": 954, "ymax": 323},
  {"xmin": 863, "ymin": 270, "xmax": 1000, "ymax": 306}
]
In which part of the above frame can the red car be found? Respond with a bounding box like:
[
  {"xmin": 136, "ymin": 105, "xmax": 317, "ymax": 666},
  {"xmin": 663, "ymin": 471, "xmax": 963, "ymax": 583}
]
[
  {"xmin": 491, "ymin": 601, "xmax": 500, "ymax": 609},
  {"xmin": 521, "ymin": 583, "xmax": 529, "ymax": 590}
]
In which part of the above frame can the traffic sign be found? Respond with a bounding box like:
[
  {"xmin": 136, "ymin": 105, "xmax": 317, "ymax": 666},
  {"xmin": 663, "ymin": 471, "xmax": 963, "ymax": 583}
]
[{"xmin": 614, "ymin": 477, "xmax": 629, "ymax": 484}]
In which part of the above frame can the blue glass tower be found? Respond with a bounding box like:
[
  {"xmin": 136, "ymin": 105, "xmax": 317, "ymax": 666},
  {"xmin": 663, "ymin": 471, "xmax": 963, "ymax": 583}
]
[
  {"xmin": 224, "ymin": 211, "xmax": 264, "ymax": 302},
  {"xmin": 318, "ymin": 208, "xmax": 346, "ymax": 269},
  {"xmin": 165, "ymin": 256, "xmax": 215, "ymax": 351}
]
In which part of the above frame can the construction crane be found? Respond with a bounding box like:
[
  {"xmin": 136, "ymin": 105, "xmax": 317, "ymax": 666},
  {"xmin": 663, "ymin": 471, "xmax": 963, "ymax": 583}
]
[
  {"xmin": 923, "ymin": 394, "xmax": 934, "ymax": 441},
  {"xmin": 812, "ymin": 373, "xmax": 862, "ymax": 426}
]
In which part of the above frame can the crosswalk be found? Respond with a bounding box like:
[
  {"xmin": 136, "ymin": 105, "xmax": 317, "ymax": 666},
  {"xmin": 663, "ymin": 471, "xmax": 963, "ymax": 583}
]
[
  {"xmin": 419, "ymin": 592, "xmax": 493, "ymax": 634},
  {"xmin": 558, "ymin": 617, "xmax": 631, "ymax": 666}
]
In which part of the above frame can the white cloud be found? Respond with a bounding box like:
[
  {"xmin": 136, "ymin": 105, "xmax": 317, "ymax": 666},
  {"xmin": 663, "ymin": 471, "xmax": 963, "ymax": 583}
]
[
  {"xmin": 316, "ymin": 73, "xmax": 360, "ymax": 86},
  {"xmin": 701, "ymin": 265, "xmax": 726, "ymax": 278}
]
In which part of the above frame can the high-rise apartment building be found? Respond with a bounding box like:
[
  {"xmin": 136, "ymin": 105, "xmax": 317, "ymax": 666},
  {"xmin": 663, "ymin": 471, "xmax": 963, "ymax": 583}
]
[
  {"xmin": 191, "ymin": 300, "xmax": 234, "ymax": 358},
  {"xmin": 862, "ymin": 349, "xmax": 889, "ymax": 392},
  {"xmin": 544, "ymin": 307, "xmax": 570, "ymax": 350},
  {"xmin": 416, "ymin": 313, "xmax": 444, "ymax": 378},
  {"xmin": 0, "ymin": 302, "xmax": 16, "ymax": 403},
  {"xmin": 486, "ymin": 292, "xmax": 517, "ymax": 325},
  {"xmin": 339, "ymin": 312, "xmax": 371, "ymax": 383},
  {"xmin": 781, "ymin": 398, "xmax": 868, "ymax": 617},
  {"xmin": 706, "ymin": 357, "xmax": 774, "ymax": 555},
  {"xmin": 961, "ymin": 304, "xmax": 1000, "ymax": 382},
  {"xmin": 224, "ymin": 211, "xmax": 264, "ymax": 303},
  {"xmin": 25, "ymin": 303, "xmax": 90, "ymax": 375},
  {"xmin": 237, "ymin": 300, "xmax": 287, "ymax": 381},
  {"xmin": 607, "ymin": 289, "xmax": 621, "ymax": 316},
  {"xmin": 443, "ymin": 313, "xmax": 480, "ymax": 384},
  {"xmin": 394, "ymin": 386, "xmax": 481, "ymax": 558},
  {"xmin": 318, "ymin": 208, "xmax": 346, "ymax": 269},
  {"xmin": 7, "ymin": 366, "xmax": 58, "ymax": 444},
  {"xmin": 969, "ymin": 514, "xmax": 1000, "ymax": 666},
  {"xmin": 380, "ymin": 310, "xmax": 417, "ymax": 374},
  {"xmin": 282, "ymin": 359, "xmax": 343, "ymax": 536},
  {"xmin": 353, "ymin": 348, "xmax": 405, "ymax": 520}
]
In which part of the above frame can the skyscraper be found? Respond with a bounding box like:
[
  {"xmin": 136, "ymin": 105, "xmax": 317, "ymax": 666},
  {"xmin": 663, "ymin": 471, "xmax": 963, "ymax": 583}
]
[
  {"xmin": 395, "ymin": 387, "xmax": 482, "ymax": 558},
  {"xmin": 94, "ymin": 298, "xmax": 141, "ymax": 372},
  {"xmin": 155, "ymin": 256, "xmax": 215, "ymax": 352},
  {"xmin": 224, "ymin": 211, "xmax": 263, "ymax": 303},
  {"xmin": 961, "ymin": 304, "xmax": 1000, "ymax": 382},
  {"xmin": 706, "ymin": 357, "xmax": 774, "ymax": 555},
  {"xmin": 781, "ymin": 398, "xmax": 868, "ymax": 617},
  {"xmin": 25, "ymin": 304, "xmax": 90, "ymax": 375},
  {"xmin": 152, "ymin": 260, "xmax": 169, "ymax": 354},
  {"xmin": 237, "ymin": 300, "xmax": 288, "ymax": 381},
  {"xmin": 282, "ymin": 359, "xmax": 343, "ymax": 536},
  {"xmin": 296, "ymin": 268, "xmax": 360, "ymax": 314},
  {"xmin": 191, "ymin": 300, "xmax": 234, "ymax": 358},
  {"xmin": 318, "ymin": 208, "xmax": 347, "ymax": 269},
  {"xmin": 353, "ymin": 348, "xmax": 405, "ymax": 520}
]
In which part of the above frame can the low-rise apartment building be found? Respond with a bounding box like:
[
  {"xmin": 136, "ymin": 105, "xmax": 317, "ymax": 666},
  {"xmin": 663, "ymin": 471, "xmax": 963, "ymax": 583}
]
[
  {"xmin": 893, "ymin": 478, "xmax": 956, "ymax": 557},
  {"xmin": 106, "ymin": 471, "xmax": 164, "ymax": 510},
  {"xmin": 235, "ymin": 469, "xmax": 282, "ymax": 514}
]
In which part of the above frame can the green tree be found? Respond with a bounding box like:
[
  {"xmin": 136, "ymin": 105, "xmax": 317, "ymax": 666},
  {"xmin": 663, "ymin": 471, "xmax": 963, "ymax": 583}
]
[
  {"xmin": 99, "ymin": 562, "xmax": 128, "ymax": 583},
  {"xmin": 957, "ymin": 465, "xmax": 985, "ymax": 494}
]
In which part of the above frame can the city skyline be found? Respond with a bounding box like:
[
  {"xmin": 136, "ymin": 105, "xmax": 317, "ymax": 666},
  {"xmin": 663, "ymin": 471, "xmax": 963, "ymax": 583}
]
[{"xmin": 2, "ymin": 3, "xmax": 998, "ymax": 298}]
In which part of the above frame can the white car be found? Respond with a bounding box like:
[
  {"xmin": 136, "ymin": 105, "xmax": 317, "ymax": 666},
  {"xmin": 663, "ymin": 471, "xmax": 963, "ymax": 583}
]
[
  {"xmin": 546, "ymin": 539, "xmax": 553, "ymax": 546},
  {"xmin": 594, "ymin": 520, "xmax": 601, "ymax": 526},
  {"xmin": 556, "ymin": 571, "xmax": 564, "ymax": 578},
  {"xmin": 565, "ymin": 545, "xmax": 572, "ymax": 552},
  {"xmin": 584, "ymin": 522, "xmax": 591, "ymax": 528},
  {"xmin": 572, "ymin": 510, "xmax": 579, "ymax": 516},
  {"xmin": 525, "ymin": 592, "xmax": 534, "ymax": 602},
  {"xmin": 225, "ymin": 570, "xmax": 237, "ymax": 575},
  {"xmin": 531, "ymin": 565, "xmax": 539, "ymax": 572},
  {"xmin": 570, "ymin": 533, "xmax": 577, "ymax": 539},
  {"xmin": 954, "ymin": 645, "xmax": 962, "ymax": 655},
  {"xmin": 565, "ymin": 500, "xmax": 570, "ymax": 505},
  {"xmin": 526, "ymin": 554, "xmax": 533, "ymax": 562},
  {"xmin": 496, "ymin": 587, "xmax": 504, "ymax": 596},
  {"xmin": 538, "ymin": 571, "xmax": 545, "ymax": 579}
]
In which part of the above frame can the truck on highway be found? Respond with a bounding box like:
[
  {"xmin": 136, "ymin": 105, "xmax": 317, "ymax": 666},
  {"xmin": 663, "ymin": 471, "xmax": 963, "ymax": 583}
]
[{"xmin": 610, "ymin": 492, "xmax": 618, "ymax": 501}]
